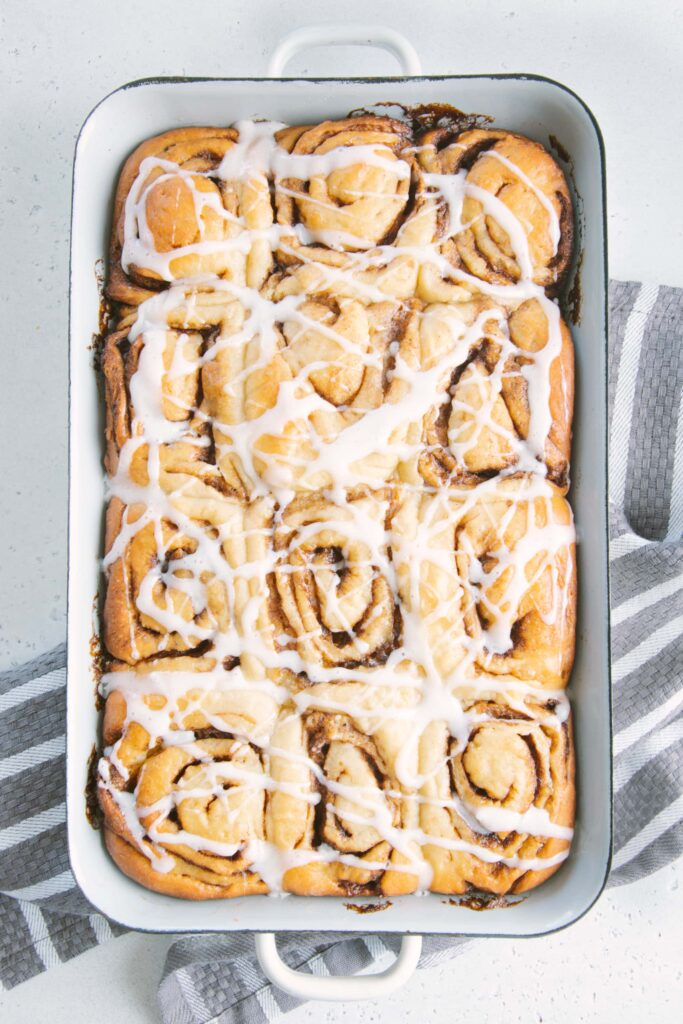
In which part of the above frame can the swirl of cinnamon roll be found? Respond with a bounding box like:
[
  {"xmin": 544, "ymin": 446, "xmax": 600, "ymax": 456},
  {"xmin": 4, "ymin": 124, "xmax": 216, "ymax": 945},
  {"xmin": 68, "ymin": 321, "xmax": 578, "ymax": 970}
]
[
  {"xmin": 202, "ymin": 280, "xmax": 418, "ymax": 493},
  {"xmin": 269, "ymin": 708, "xmax": 419, "ymax": 896},
  {"xmin": 102, "ymin": 489, "xmax": 270, "ymax": 665},
  {"xmin": 391, "ymin": 477, "xmax": 575, "ymax": 689},
  {"xmin": 275, "ymin": 116, "xmax": 412, "ymax": 260},
  {"xmin": 453, "ymin": 476, "xmax": 576, "ymax": 687},
  {"xmin": 98, "ymin": 657, "xmax": 281, "ymax": 898},
  {"xmin": 419, "ymin": 697, "xmax": 574, "ymax": 895},
  {"xmin": 400, "ymin": 298, "xmax": 574, "ymax": 489},
  {"xmin": 415, "ymin": 128, "xmax": 573, "ymax": 295},
  {"xmin": 262, "ymin": 491, "xmax": 401, "ymax": 670},
  {"xmin": 100, "ymin": 736, "xmax": 270, "ymax": 899},
  {"xmin": 102, "ymin": 499, "xmax": 229, "ymax": 664},
  {"xmin": 108, "ymin": 126, "xmax": 273, "ymax": 306}
]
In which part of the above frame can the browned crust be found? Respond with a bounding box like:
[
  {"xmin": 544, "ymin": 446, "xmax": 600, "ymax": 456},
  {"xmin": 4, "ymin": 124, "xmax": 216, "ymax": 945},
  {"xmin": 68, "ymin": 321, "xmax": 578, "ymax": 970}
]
[
  {"xmin": 282, "ymin": 861, "xmax": 418, "ymax": 897},
  {"xmin": 103, "ymin": 827, "xmax": 268, "ymax": 900}
]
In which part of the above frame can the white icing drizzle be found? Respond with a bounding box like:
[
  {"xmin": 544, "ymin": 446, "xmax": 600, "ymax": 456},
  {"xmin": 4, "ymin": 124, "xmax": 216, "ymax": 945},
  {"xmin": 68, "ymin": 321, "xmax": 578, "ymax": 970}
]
[
  {"xmin": 484, "ymin": 149, "xmax": 561, "ymax": 255},
  {"xmin": 100, "ymin": 117, "xmax": 576, "ymax": 895}
]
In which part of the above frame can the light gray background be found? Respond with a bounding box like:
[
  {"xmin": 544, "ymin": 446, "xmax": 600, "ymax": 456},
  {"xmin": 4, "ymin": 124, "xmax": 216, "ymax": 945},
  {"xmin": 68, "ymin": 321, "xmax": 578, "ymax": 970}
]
[{"xmin": 1, "ymin": 0, "xmax": 682, "ymax": 1020}]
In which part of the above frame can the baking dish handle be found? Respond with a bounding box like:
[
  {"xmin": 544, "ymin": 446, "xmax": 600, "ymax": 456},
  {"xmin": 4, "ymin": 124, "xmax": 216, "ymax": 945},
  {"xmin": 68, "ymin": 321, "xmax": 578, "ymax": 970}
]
[
  {"xmin": 255, "ymin": 932, "xmax": 422, "ymax": 1001},
  {"xmin": 267, "ymin": 24, "xmax": 422, "ymax": 77}
]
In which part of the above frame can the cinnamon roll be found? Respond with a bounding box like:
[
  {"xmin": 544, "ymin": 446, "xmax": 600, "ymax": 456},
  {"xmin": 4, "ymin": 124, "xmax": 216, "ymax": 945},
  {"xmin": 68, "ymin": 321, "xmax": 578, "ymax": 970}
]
[
  {"xmin": 102, "ymin": 287, "xmax": 250, "ymax": 495},
  {"xmin": 102, "ymin": 492, "xmax": 271, "ymax": 665},
  {"xmin": 414, "ymin": 128, "xmax": 573, "ymax": 296},
  {"xmin": 398, "ymin": 297, "xmax": 574, "ymax": 489},
  {"xmin": 257, "ymin": 490, "xmax": 402, "ymax": 671},
  {"xmin": 269, "ymin": 703, "xmax": 421, "ymax": 895},
  {"xmin": 99, "ymin": 660, "xmax": 279, "ymax": 898},
  {"xmin": 102, "ymin": 498, "xmax": 230, "ymax": 664},
  {"xmin": 453, "ymin": 476, "xmax": 576, "ymax": 687},
  {"xmin": 108, "ymin": 126, "xmax": 273, "ymax": 306},
  {"xmin": 419, "ymin": 695, "xmax": 574, "ymax": 894},
  {"xmin": 391, "ymin": 475, "xmax": 576, "ymax": 689},
  {"xmin": 275, "ymin": 116, "xmax": 412, "ymax": 261},
  {"xmin": 201, "ymin": 276, "xmax": 419, "ymax": 493}
]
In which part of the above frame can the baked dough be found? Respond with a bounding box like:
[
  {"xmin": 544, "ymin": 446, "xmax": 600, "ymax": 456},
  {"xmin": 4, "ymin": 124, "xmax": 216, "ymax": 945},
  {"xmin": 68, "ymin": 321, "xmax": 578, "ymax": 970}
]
[{"xmin": 97, "ymin": 113, "xmax": 576, "ymax": 899}]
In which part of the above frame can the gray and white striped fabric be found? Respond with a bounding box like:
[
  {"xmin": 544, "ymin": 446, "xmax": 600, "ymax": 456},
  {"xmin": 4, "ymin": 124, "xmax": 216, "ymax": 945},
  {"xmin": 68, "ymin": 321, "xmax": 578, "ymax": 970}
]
[{"xmin": 0, "ymin": 280, "xmax": 681, "ymax": 1018}]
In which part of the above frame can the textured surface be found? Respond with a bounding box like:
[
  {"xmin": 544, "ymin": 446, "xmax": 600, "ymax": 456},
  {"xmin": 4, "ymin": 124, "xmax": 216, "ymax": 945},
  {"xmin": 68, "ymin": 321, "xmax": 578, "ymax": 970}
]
[
  {"xmin": 95, "ymin": 115, "xmax": 579, "ymax": 901},
  {"xmin": 1, "ymin": 0, "xmax": 682, "ymax": 1020}
]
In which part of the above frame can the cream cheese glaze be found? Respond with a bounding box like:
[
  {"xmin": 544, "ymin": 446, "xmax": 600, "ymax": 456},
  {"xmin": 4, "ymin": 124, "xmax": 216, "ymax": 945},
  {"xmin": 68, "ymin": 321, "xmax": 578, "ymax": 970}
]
[{"xmin": 98, "ymin": 114, "xmax": 577, "ymax": 899}]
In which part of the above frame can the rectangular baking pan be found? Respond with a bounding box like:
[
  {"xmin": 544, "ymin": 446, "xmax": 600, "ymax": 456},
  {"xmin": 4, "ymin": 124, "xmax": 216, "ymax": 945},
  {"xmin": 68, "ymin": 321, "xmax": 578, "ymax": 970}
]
[{"xmin": 67, "ymin": 23, "xmax": 611, "ymax": 967}]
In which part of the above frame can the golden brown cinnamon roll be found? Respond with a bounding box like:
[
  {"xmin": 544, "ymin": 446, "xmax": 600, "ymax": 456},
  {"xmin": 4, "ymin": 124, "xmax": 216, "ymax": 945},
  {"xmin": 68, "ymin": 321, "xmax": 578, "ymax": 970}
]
[
  {"xmin": 201, "ymin": 279, "xmax": 419, "ymax": 493},
  {"xmin": 391, "ymin": 475, "xmax": 576, "ymax": 689},
  {"xmin": 275, "ymin": 117, "xmax": 412, "ymax": 260},
  {"xmin": 454, "ymin": 476, "xmax": 576, "ymax": 687},
  {"xmin": 102, "ymin": 287, "xmax": 251, "ymax": 498},
  {"xmin": 102, "ymin": 493, "xmax": 271, "ymax": 665},
  {"xmin": 103, "ymin": 499, "xmax": 228, "ymax": 664},
  {"xmin": 258, "ymin": 490, "xmax": 401, "ymax": 670},
  {"xmin": 399, "ymin": 298, "xmax": 574, "ymax": 489},
  {"xmin": 269, "ymin": 705, "xmax": 420, "ymax": 895},
  {"xmin": 99, "ymin": 664, "xmax": 278, "ymax": 898},
  {"xmin": 108, "ymin": 126, "xmax": 273, "ymax": 305},
  {"xmin": 415, "ymin": 127, "xmax": 573, "ymax": 295},
  {"xmin": 419, "ymin": 696, "xmax": 574, "ymax": 894}
]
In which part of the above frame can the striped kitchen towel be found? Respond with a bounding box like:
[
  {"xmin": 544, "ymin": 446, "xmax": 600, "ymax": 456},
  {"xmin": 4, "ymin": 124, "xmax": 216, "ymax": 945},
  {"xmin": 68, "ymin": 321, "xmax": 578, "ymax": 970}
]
[{"xmin": 0, "ymin": 280, "xmax": 681, "ymax": 1017}]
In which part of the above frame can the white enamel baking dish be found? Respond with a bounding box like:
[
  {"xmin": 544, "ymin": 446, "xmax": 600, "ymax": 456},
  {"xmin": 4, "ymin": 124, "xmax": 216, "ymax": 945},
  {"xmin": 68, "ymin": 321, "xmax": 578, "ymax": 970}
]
[{"xmin": 67, "ymin": 24, "xmax": 612, "ymax": 1000}]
